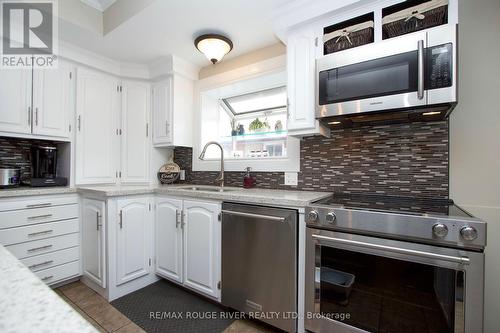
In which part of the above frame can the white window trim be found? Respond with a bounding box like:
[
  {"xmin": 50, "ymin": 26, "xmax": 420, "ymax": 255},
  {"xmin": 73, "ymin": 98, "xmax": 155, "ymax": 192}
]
[{"xmin": 192, "ymin": 55, "xmax": 300, "ymax": 172}]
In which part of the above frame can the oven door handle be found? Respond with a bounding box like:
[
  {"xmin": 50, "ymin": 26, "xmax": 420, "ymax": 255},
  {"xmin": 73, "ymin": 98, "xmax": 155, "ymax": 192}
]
[{"xmin": 312, "ymin": 234, "xmax": 470, "ymax": 265}]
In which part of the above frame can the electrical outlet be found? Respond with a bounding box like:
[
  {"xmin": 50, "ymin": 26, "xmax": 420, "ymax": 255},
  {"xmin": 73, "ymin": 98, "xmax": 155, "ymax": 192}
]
[
  {"xmin": 284, "ymin": 172, "xmax": 298, "ymax": 186},
  {"xmin": 179, "ymin": 170, "xmax": 185, "ymax": 181}
]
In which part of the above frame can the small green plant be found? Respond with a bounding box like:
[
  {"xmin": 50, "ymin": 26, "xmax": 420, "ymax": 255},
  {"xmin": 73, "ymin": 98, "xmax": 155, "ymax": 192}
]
[{"xmin": 249, "ymin": 118, "xmax": 265, "ymax": 132}]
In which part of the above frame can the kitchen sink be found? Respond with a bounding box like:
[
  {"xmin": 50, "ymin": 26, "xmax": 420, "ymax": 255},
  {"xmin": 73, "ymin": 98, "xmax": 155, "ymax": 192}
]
[{"xmin": 178, "ymin": 186, "xmax": 237, "ymax": 193}]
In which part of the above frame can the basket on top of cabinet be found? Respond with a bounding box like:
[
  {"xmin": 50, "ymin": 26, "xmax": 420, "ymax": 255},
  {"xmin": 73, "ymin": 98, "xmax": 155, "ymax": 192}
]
[
  {"xmin": 382, "ymin": 0, "xmax": 448, "ymax": 39},
  {"xmin": 323, "ymin": 13, "xmax": 374, "ymax": 55}
]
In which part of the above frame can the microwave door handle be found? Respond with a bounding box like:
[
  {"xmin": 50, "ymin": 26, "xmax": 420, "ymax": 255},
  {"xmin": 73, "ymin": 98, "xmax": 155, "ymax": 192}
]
[
  {"xmin": 417, "ymin": 39, "xmax": 425, "ymax": 100},
  {"xmin": 312, "ymin": 234, "xmax": 470, "ymax": 265}
]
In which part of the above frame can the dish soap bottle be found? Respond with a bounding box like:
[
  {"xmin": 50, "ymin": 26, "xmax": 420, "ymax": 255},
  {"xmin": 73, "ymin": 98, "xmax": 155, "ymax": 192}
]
[{"xmin": 243, "ymin": 167, "xmax": 256, "ymax": 188}]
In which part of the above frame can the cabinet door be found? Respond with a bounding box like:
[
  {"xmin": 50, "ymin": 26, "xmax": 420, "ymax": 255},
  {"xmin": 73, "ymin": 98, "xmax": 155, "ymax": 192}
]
[
  {"xmin": 116, "ymin": 198, "xmax": 150, "ymax": 286},
  {"xmin": 152, "ymin": 78, "xmax": 173, "ymax": 146},
  {"xmin": 120, "ymin": 81, "xmax": 150, "ymax": 184},
  {"xmin": 287, "ymin": 29, "xmax": 317, "ymax": 130},
  {"xmin": 32, "ymin": 63, "xmax": 72, "ymax": 138},
  {"xmin": 82, "ymin": 198, "xmax": 106, "ymax": 288},
  {"xmin": 0, "ymin": 69, "xmax": 32, "ymax": 134},
  {"xmin": 183, "ymin": 200, "xmax": 221, "ymax": 298},
  {"xmin": 155, "ymin": 197, "xmax": 183, "ymax": 283},
  {"xmin": 76, "ymin": 68, "xmax": 119, "ymax": 185}
]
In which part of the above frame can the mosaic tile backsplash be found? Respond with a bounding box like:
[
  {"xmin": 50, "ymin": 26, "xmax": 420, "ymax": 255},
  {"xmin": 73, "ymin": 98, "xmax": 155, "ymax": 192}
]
[
  {"xmin": 174, "ymin": 121, "xmax": 449, "ymax": 199},
  {"xmin": 0, "ymin": 137, "xmax": 61, "ymax": 181}
]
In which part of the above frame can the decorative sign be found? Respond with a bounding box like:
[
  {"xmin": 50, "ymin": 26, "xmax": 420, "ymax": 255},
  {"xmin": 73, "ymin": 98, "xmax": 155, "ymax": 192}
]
[{"xmin": 157, "ymin": 162, "xmax": 180, "ymax": 184}]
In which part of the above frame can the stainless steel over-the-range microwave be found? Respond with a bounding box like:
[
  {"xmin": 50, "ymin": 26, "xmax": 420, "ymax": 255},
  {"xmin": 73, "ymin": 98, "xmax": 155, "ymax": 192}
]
[{"xmin": 316, "ymin": 24, "xmax": 457, "ymax": 119}]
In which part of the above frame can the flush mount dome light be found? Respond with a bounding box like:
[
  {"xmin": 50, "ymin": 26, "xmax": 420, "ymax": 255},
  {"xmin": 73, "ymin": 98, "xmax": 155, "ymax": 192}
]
[{"xmin": 195, "ymin": 34, "xmax": 233, "ymax": 64}]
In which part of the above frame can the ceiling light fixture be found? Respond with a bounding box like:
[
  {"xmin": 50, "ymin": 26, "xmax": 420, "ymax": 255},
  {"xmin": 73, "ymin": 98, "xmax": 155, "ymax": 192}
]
[{"xmin": 195, "ymin": 34, "xmax": 233, "ymax": 64}]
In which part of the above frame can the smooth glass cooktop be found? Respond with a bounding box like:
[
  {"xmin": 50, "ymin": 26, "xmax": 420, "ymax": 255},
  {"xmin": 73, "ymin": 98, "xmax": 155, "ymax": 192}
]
[{"xmin": 313, "ymin": 194, "xmax": 472, "ymax": 218}]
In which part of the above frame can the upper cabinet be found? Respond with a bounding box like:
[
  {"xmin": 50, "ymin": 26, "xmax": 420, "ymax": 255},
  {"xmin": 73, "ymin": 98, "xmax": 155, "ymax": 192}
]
[
  {"xmin": 120, "ymin": 81, "xmax": 150, "ymax": 184},
  {"xmin": 0, "ymin": 62, "xmax": 73, "ymax": 140},
  {"xmin": 152, "ymin": 74, "xmax": 193, "ymax": 148},
  {"xmin": 75, "ymin": 69, "xmax": 151, "ymax": 186},
  {"xmin": 75, "ymin": 68, "xmax": 119, "ymax": 185}
]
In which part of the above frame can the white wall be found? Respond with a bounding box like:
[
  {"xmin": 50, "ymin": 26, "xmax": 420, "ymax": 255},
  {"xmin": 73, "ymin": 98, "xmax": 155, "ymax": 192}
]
[{"xmin": 450, "ymin": 1, "xmax": 500, "ymax": 332}]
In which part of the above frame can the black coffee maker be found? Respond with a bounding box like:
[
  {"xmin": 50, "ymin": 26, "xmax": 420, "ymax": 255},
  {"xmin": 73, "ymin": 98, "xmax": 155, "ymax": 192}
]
[{"xmin": 29, "ymin": 145, "xmax": 67, "ymax": 187}]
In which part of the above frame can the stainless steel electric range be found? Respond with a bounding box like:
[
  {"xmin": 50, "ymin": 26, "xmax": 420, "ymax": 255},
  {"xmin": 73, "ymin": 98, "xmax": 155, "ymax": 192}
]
[{"xmin": 305, "ymin": 194, "xmax": 486, "ymax": 333}]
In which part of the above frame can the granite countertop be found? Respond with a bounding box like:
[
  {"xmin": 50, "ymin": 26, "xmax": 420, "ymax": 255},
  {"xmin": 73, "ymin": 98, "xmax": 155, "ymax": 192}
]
[
  {"xmin": 0, "ymin": 245, "xmax": 98, "ymax": 333},
  {"xmin": 0, "ymin": 186, "xmax": 77, "ymax": 198},
  {"xmin": 77, "ymin": 184, "xmax": 332, "ymax": 207}
]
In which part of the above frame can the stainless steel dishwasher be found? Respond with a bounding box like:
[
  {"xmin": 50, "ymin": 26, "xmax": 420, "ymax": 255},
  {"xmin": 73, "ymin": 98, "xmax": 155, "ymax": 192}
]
[{"xmin": 221, "ymin": 202, "xmax": 297, "ymax": 332}]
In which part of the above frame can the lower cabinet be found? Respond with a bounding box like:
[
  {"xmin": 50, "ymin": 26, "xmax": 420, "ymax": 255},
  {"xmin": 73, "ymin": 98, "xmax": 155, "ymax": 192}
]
[
  {"xmin": 155, "ymin": 197, "xmax": 221, "ymax": 299},
  {"xmin": 81, "ymin": 195, "xmax": 155, "ymax": 301},
  {"xmin": 82, "ymin": 198, "xmax": 106, "ymax": 288},
  {"xmin": 115, "ymin": 197, "xmax": 151, "ymax": 285}
]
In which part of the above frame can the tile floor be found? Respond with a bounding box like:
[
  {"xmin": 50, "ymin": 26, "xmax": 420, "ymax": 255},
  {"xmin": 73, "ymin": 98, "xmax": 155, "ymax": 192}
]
[{"xmin": 55, "ymin": 280, "xmax": 275, "ymax": 333}]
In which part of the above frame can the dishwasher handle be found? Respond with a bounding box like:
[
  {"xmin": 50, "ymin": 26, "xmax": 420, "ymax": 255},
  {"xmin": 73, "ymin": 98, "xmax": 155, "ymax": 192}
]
[{"xmin": 222, "ymin": 210, "xmax": 286, "ymax": 222}]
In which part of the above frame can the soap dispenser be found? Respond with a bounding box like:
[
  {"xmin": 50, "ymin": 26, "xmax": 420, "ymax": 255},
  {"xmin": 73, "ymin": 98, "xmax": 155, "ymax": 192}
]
[{"xmin": 243, "ymin": 167, "xmax": 256, "ymax": 188}]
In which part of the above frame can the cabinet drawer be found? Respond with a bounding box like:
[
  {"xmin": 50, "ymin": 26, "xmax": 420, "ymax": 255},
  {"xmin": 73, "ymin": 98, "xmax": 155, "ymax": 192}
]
[
  {"xmin": 34, "ymin": 260, "xmax": 80, "ymax": 285},
  {"xmin": 0, "ymin": 194, "xmax": 78, "ymax": 212},
  {"xmin": 0, "ymin": 218, "xmax": 79, "ymax": 246},
  {"xmin": 0, "ymin": 204, "xmax": 79, "ymax": 229},
  {"xmin": 6, "ymin": 233, "xmax": 79, "ymax": 259},
  {"xmin": 21, "ymin": 246, "xmax": 80, "ymax": 272}
]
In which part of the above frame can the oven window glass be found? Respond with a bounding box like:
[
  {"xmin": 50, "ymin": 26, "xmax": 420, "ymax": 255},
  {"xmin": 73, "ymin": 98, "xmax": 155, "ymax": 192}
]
[
  {"xmin": 319, "ymin": 246, "xmax": 463, "ymax": 333},
  {"xmin": 319, "ymin": 50, "xmax": 419, "ymax": 105}
]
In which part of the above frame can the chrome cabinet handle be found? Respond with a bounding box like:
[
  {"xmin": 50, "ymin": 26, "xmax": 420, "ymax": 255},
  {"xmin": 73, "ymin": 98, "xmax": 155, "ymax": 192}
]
[
  {"xmin": 221, "ymin": 210, "xmax": 286, "ymax": 222},
  {"xmin": 28, "ymin": 106, "xmax": 31, "ymax": 125},
  {"xmin": 26, "ymin": 203, "xmax": 51, "ymax": 208},
  {"xmin": 77, "ymin": 115, "xmax": 81, "ymax": 131},
  {"xmin": 175, "ymin": 209, "xmax": 180, "ymax": 228},
  {"xmin": 165, "ymin": 121, "xmax": 170, "ymax": 136},
  {"xmin": 27, "ymin": 244, "xmax": 53, "ymax": 253},
  {"xmin": 417, "ymin": 39, "xmax": 425, "ymax": 100},
  {"xmin": 119, "ymin": 210, "xmax": 123, "ymax": 229},
  {"xmin": 146, "ymin": 123, "xmax": 149, "ymax": 137},
  {"xmin": 27, "ymin": 214, "xmax": 53, "ymax": 220},
  {"xmin": 29, "ymin": 260, "xmax": 53, "ymax": 270},
  {"xmin": 41, "ymin": 275, "xmax": 53, "ymax": 281},
  {"xmin": 96, "ymin": 212, "xmax": 102, "ymax": 230},
  {"xmin": 312, "ymin": 234, "xmax": 470, "ymax": 264},
  {"xmin": 181, "ymin": 212, "xmax": 186, "ymax": 229},
  {"xmin": 28, "ymin": 230, "xmax": 53, "ymax": 237},
  {"xmin": 35, "ymin": 107, "xmax": 39, "ymax": 126}
]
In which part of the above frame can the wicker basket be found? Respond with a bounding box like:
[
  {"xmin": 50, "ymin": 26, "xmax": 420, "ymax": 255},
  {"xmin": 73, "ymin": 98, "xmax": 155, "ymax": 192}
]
[
  {"xmin": 324, "ymin": 20, "xmax": 374, "ymax": 55},
  {"xmin": 383, "ymin": 0, "xmax": 448, "ymax": 39}
]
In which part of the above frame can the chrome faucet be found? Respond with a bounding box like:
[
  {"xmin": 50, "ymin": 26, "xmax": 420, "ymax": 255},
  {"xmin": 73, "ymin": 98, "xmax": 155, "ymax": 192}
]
[{"xmin": 198, "ymin": 141, "xmax": 224, "ymax": 188}]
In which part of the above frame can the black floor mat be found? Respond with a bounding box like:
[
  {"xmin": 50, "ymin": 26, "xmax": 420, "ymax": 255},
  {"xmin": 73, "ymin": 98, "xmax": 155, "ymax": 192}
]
[{"xmin": 111, "ymin": 280, "xmax": 234, "ymax": 333}]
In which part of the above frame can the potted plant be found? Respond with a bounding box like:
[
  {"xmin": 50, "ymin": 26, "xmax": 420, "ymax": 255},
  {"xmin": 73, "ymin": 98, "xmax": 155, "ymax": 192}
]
[{"xmin": 249, "ymin": 118, "xmax": 268, "ymax": 133}]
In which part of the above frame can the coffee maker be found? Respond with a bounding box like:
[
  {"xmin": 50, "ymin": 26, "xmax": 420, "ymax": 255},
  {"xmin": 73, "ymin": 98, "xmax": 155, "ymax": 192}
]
[{"xmin": 28, "ymin": 145, "xmax": 67, "ymax": 187}]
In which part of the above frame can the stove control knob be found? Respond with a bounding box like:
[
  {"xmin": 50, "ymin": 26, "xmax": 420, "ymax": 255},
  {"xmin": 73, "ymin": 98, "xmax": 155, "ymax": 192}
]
[
  {"xmin": 432, "ymin": 223, "xmax": 448, "ymax": 238},
  {"xmin": 325, "ymin": 212, "xmax": 337, "ymax": 224},
  {"xmin": 460, "ymin": 226, "xmax": 478, "ymax": 241},
  {"xmin": 307, "ymin": 210, "xmax": 319, "ymax": 222}
]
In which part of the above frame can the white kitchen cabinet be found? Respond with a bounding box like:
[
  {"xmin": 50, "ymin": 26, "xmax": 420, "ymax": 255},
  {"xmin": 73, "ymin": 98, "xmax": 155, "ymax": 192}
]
[
  {"xmin": 76, "ymin": 68, "xmax": 119, "ymax": 185},
  {"xmin": 183, "ymin": 200, "xmax": 220, "ymax": 298},
  {"xmin": 32, "ymin": 63, "xmax": 72, "ymax": 138},
  {"xmin": 82, "ymin": 198, "xmax": 106, "ymax": 288},
  {"xmin": 120, "ymin": 81, "xmax": 150, "ymax": 184},
  {"xmin": 155, "ymin": 197, "xmax": 183, "ymax": 283},
  {"xmin": 0, "ymin": 69, "xmax": 32, "ymax": 134},
  {"xmin": 152, "ymin": 75, "xmax": 193, "ymax": 147},
  {"xmin": 116, "ymin": 197, "xmax": 151, "ymax": 286}
]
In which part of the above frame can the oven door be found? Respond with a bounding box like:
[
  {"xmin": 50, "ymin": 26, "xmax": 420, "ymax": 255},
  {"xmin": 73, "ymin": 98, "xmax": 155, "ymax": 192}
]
[{"xmin": 305, "ymin": 228, "xmax": 484, "ymax": 333}]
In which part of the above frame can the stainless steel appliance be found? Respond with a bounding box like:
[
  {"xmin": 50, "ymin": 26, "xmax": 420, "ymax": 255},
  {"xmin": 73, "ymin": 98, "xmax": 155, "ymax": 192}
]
[
  {"xmin": 317, "ymin": 24, "xmax": 457, "ymax": 122},
  {"xmin": 222, "ymin": 202, "xmax": 297, "ymax": 332},
  {"xmin": 0, "ymin": 167, "xmax": 21, "ymax": 188},
  {"xmin": 305, "ymin": 195, "xmax": 486, "ymax": 333},
  {"xmin": 28, "ymin": 145, "xmax": 67, "ymax": 187}
]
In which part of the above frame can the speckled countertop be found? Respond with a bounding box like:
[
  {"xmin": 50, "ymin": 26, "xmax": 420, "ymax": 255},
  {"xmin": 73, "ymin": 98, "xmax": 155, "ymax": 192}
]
[
  {"xmin": 77, "ymin": 184, "xmax": 332, "ymax": 207},
  {"xmin": 0, "ymin": 245, "xmax": 98, "ymax": 333},
  {"xmin": 0, "ymin": 186, "xmax": 77, "ymax": 198}
]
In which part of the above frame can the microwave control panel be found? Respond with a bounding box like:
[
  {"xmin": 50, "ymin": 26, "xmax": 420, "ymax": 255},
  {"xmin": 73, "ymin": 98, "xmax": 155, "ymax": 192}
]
[{"xmin": 426, "ymin": 43, "xmax": 453, "ymax": 90}]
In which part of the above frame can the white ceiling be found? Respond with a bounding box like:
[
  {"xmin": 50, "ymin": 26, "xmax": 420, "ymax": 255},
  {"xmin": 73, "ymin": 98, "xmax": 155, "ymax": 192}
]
[
  {"xmin": 67, "ymin": 0, "xmax": 291, "ymax": 67},
  {"xmin": 80, "ymin": 0, "xmax": 117, "ymax": 12}
]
